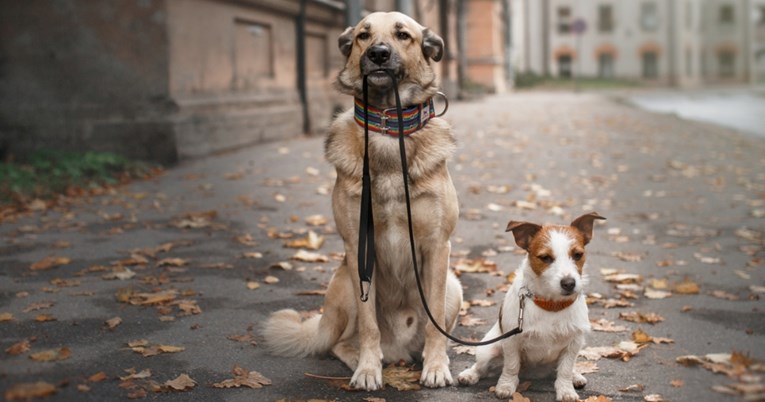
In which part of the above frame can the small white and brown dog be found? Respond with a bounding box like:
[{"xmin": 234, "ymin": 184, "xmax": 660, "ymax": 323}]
[{"xmin": 457, "ymin": 212, "xmax": 605, "ymax": 401}]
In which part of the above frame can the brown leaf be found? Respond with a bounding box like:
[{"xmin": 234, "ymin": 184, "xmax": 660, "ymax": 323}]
[
  {"xmin": 285, "ymin": 231, "xmax": 325, "ymax": 250},
  {"xmin": 468, "ymin": 299, "xmax": 496, "ymax": 307},
  {"xmin": 164, "ymin": 373, "xmax": 196, "ymax": 391},
  {"xmin": 227, "ymin": 334, "xmax": 257, "ymax": 347},
  {"xmin": 644, "ymin": 288, "xmax": 672, "ymax": 299},
  {"xmin": 105, "ymin": 316, "xmax": 123, "ymax": 330},
  {"xmin": 453, "ymin": 258, "xmax": 497, "ymax": 274},
  {"xmin": 576, "ymin": 360, "xmax": 599, "ymax": 374},
  {"xmin": 296, "ymin": 289, "xmax": 327, "ymax": 296},
  {"xmin": 127, "ymin": 388, "xmax": 147, "ymax": 399},
  {"xmin": 305, "ymin": 214, "xmax": 328, "ymax": 226},
  {"xmin": 120, "ymin": 368, "xmax": 152, "ymax": 381},
  {"xmin": 34, "ymin": 314, "xmax": 56, "ymax": 322},
  {"xmin": 6, "ymin": 339, "xmax": 31, "ymax": 356},
  {"xmin": 670, "ymin": 379, "xmax": 685, "ymax": 387},
  {"xmin": 0, "ymin": 312, "xmax": 14, "ymax": 322},
  {"xmin": 619, "ymin": 311, "xmax": 665, "ymax": 324},
  {"xmin": 710, "ymin": 290, "xmax": 739, "ymax": 301},
  {"xmin": 4, "ymin": 381, "xmax": 57, "ymax": 400},
  {"xmin": 591, "ymin": 318, "xmax": 628, "ymax": 333},
  {"xmin": 88, "ymin": 372, "xmax": 108, "ymax": 382},
  {"xmin": 632, "ymin": 329, "xmax": 653, "ymax": 344},
  {"xmin": 612, "ymin": 251, "xmax": 644, "ymax": 262},
  {"xmin": 644, "ymin": 394, "xmax": 668, "ymax": 402},
  {"xmin": 156, "ymin": 258, "xmax": 189, "ymax": 267},
  {"xmin": 581, "ymin": 396, "xmax": 612, "ymax": 402},
  {"xmin": 30, "ymin": 256, "xmax": 71, "ymax": 271},
  {"xmin": 459, "ymin": 315, "xmax": 487, "ymax": 327},
  {"xmin": 382, "ymin": 363, "xmax": 421, "ymax": 391},
  {"xmin": 263, "ymin": 275, "xmax": 279, "ymax": 284},
  {"xmin": 511, "ymin": 392, "xmax": 531, "ymax": 402},
  {"xmin": 212, "ymin": 365, "xmax": 271, "ymax": 389},
  {"xmin": 291, "ymin": 250, "xmax": 329, "ymax": 263},
  {"xmin": 29, "ymin": 347, "xmax": 71, "ymax": 362},
  {"xmin": 620, "ymin": 383, "xmax": 645, "ymax": 392},
  {"xmin": 22, "ymin": 301, "xmax": 55, "ymax": 313},
  {"xmin": 674, "ymin": 280, "xmax": 700, "ymax": 294},
  {"xmin": 246, "ymin": 281, "xmax": 261, "ymax": 290}
]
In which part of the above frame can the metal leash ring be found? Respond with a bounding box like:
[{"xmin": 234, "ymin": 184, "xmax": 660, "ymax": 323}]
[{"xmin": 433, "ymin": 91, "xmax": 449, "ymax": 117}]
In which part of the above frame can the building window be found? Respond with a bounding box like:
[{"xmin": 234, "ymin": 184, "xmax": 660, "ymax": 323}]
[
  {"xmin": 641, "ymin": 2, "xmax": 658, "ymax": 31},
  {"xmin": 558, "ymin": 55, "xmax": 573, "ymax": 78},
  {"xmin": 598, "ymin": 5, "xmax": 614, "ymax": 32},
  {"xmin": 642, "ymin": 52, "xmax": 658, "ymax": 79},
  {"xmin": 234, "ymin": 19, "xmax": 274, "ymax": 88},
  {"xmin": 719, "ymin": 52, "xmax": 735, "ymax": 78},
  {"xmin": 558, "ymin": 6, "xmax": 572, "ymax": 34},
  {"xmin": 598, "ymin": 53, "xmax": 615, "ymax": 78},
  {"xmin": 719, "ymin": 5, "xmax": 734, "ymax": 24}
]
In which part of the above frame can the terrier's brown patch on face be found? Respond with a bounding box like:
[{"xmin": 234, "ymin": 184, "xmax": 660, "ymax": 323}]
[{"xmin": 526, "ymin": 226, "xmax": 587, "ymax": 276}]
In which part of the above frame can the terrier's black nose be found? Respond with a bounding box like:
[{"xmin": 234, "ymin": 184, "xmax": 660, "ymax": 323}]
[
  {"xmin": 367, "ymin": 45, "xmax": 391, "ymax": 65},
  {"xmin": 560, "ymin": 277, "xmax": 576, "ymax": 292}
]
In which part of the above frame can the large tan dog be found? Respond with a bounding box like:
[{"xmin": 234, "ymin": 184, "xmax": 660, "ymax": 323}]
[{"xmin": 262, "ymin": 12, "xmax": 463, "ymax": 390}]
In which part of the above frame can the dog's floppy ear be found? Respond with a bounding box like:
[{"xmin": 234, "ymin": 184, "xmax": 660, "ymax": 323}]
[
  {"xmin": 338, "ymin": 26, "xmax": 354, "ymax": 57},
  {"xmin": 506, "ymin": 221, "xmax": 542, "ymax": 251},
  {"xmin": 422, "ymin": 28, "xmax": 444, "ymax": 62},
  {"xmin": 570, "ymin": 212, "xmax": 606, "ymax": 245}
]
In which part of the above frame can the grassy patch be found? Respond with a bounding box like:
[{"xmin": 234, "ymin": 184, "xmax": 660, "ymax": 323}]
[{"xmin": 0, "ymin": 150, "xmax": 160, "ymax": 206}]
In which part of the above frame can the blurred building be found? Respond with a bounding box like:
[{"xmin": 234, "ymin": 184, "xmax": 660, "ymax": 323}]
[
  {"xmin": 513, "ymin": 0, "xmax": 765, "ymax": 85},
  {"xmin": 0, "ymin": 0, "xmax": 475, "ymax": 164}
]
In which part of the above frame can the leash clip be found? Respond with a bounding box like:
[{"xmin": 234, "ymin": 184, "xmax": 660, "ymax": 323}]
[
  {"xmin": 360, "ymin": 281, "xmax": 371, "ymax": 302},
  {"xmin": 433, "ymin": 91, "xmax": 449, "ymax": 117},
  {"xmin": 517, "ymin": 286, "xmax": 534, "ymax": 330}
]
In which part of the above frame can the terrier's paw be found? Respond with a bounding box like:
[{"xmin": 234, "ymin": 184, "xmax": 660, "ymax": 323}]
[
  {"xmin": 494, "ymin": 377, "xmax": 519, "ymax": 399},
  {"xmin": 573, "ymin": 372, "xmax": 587, "ymax": 389},
  {"xmin": 555, "ymin": 380, "xmax": 579, "ymax": 402},
  {"xmin": 420, "ymin": 360, "xmax": 453, "ymax": 388},
  {"xmin": 350, "ymin": 364, "xmax": 383, "ymax": 391},
  {"xmin": 457, "ymin": 368, "xmax": 480, "ymax": 386}
]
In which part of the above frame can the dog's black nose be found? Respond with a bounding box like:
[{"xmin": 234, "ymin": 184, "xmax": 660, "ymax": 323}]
[
  {"xmin": 560, "ymin": 277, "xmax": 576, "ymax": 292},
  {"xmin": 366, "ymin": 45, "xmax": 391, "ymax": 65}
]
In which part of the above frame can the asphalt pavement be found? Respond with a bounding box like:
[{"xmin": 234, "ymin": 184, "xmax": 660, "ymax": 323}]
[{"xmin": 1, "ymin": 91, "xmax": 764, "ymax": 402}]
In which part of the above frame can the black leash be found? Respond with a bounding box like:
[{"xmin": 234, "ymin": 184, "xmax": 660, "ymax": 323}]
[{"xmin": 357, "ymin": 70, "xmax": 524, "ymax": 346}]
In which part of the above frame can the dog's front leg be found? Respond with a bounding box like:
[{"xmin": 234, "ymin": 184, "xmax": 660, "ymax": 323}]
[
  {"xmin": 494, "ymin": 338, "xmax": 521, "ymax": 399},
  {"xmin": 554, "ymin": 335, "xmax": 585, "ymax": 402},
  {"xmin": 420, "ymin": 242, "xmax": 453, "ymax": 388}
]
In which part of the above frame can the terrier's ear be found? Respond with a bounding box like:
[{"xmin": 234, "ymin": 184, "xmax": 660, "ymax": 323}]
[
  {"xmin": 505, "ymin": 221, "xmax": 543, "ymax": 251},
  {"xmin": 570, "ymin": 212, "xmax": 606, "ymax": 245},
  {"xmin": 421, "ymin": 28, "xmax": 444, "ymax": 62},
  {"xmin": 338, "ymin": 26, "xmax": 354, "ymax": 57}
]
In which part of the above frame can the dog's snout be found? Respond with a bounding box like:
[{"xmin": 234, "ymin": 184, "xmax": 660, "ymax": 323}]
[
  {"xmin": 366, "ymin": 44, "xmax": 391, "ymax": 65},
  {"xmin": 560, "ymin": 277, "xmax": 576, "ymax": 292}
]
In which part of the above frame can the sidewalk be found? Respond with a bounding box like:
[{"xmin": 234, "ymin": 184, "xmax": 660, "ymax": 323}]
[{"xmin": 1, "ymin": 91, "xmax": 764, "ymax": 402}]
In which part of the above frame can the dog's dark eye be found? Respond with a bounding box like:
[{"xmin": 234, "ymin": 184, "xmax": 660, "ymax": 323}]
[
  {"xmin": 572, "ymin": 251, "xmax": 584, "ymax": 261},
  {"xmin": 396, "ymin": 31, "xmax": 411, "ymax": 40},
  {"xmin": 357, "ymin": 32, "xmax": 371, "ymax": 41},
  {"xmin": 538, "ymin": 255, "xmax": 554, "ymax": 264}
]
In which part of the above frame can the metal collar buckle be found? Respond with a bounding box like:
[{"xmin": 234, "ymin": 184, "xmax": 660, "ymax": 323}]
[{"xmin": 380, "ymin": 107, "xmax": 397, "ymax": 135}]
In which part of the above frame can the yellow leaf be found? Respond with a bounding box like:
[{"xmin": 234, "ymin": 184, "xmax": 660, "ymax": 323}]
[
  {"xmin": 30, "ymin": 256, "xmax": 71, "ymax": 271},
  {"xmin": 0, "ymin": 312, "xmax": 15, "ymax": 322},
  {"xmin": 164, "ymin": 373, "xmax": 196, "ymax": 391},
  {"xmin": 29, "ymin": 347, "xmax": 71, "ymax": 362},
  {"xmin": 4, "ymin": 381, "xmax": 57, "ymax": 400},
  {"xmin": 674, "ymin": 280, "xmax": 700, "ymax": 294},
  {"xmin": 247, "ymin": 281, "xmax": 261, "ymax": 290}
]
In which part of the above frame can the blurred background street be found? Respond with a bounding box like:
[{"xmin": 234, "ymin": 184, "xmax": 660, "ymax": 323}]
[{"xmin": 1, "ymin": 1, "xmax": 764, "ymax": 402}]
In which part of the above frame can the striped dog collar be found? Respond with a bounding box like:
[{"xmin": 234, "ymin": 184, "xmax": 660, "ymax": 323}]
[{"xmin": 354, "ymin": 97, "xmax": 435, "ymax": 137}]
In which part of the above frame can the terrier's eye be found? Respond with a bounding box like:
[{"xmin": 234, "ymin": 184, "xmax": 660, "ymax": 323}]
[
  {"xmin": 538, "ymin": 255, "xmax": 554, "ymax": 264},
  {"xmin": 396, "ymin": 31, "xmax": 411, "ymax": 40},
  {"xmin": 357, "ymin": 32, "xmax": 371, "ymax": 41},
  {"xmin": 572, "ymin": 252, "xmax": 584, "ymax": 261}
]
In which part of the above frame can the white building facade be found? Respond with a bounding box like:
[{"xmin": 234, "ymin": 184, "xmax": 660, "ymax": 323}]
[{"xmin": 512, "ymin": 0, "xmax": 765, "ymax": 86}]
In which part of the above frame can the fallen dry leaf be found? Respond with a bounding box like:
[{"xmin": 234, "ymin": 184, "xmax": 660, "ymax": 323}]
[
  {"xmin": 511, "ymin": 392, "xmax": 531, "ymax": 402},
  {"xmin": 632, "ymin": 329, "xmax": 653, "ymax": 344},
  {"xmin": 212, "ymin": 365, "xmax": 271, "ymax": 389},
  {"xmin": 242, "ymin": 252, "xmax": 263, "ymax": 259},
  {"xmin": 292, "ymin": 250, "xmax": 329, "ymax": 263},
  {"xmin": 459, "ymin": 315, "xmax": 487, "ymax": 327},
  {"xmin": 619, "ymin": 311, "xmax": 664, "ymax": 324},
  {"xmin": 120, "ymin": 368, "xmax": 152, "ymax": 381},
  {"xmin": 644, "ymin": 394, "xmax": 668, "ymax": 402},
  {"xmin": 305, "ymin": 214, "xmax": 329, "ymax": 226},
  {"xmin": 263, "ymin": 275, "xmax": 279, "ymax": 284},
  {"xmin": 164, "ymin": 373, "xmax": 196, "ymax": 391},
  {"xmin": 591, "ymin": 318, "xmax": 628, "ymax": 333},
  {"xmin": 6, "ymin": 339, "xmax": 31, "ymax": 356},
  {"xmin": 29, "ymin": 347, "xmax": 71, "ymax": 362},
  {"xmin": 285, "ymin": 231, "xmax": 325, "ymax": 250},
  {"xmin": 30, "ymin": 256, "xmax": 71, "ymax": 271},
  {"xmin": 382, "ymin": 363, "xmax": 421, "ymax": 391},
  {"xmin": 644, "ymin": 288, "xmax": 672, "ymax": 299},
  {"xmin": 670, "ymin": 379, "xmax": 685, "ymax": 387},
  {"xmin": 156, "ymin": 258, "xmax": 189, "ymax": 267},
  {"xmin": 576, "ymin": 360, "xmax": 599, "ymax": 374},
  {"xmin": 227, "ymin": 333, "xmax": 258, "ymax": 347},
  {"xmin": 674, "ymin": 280, "xmax": 700, "ymax": 294},
  {"xmin": 22, "ymin": 301, "xmax": 55, "ymax": 313},
  {"xmin": 105, "ymin": 316, "xmax": 123, "ymax": 330},
  {"xmin": 710, "ymin": 290, "xmax": 739, "ymax": 301},
  {"xmin": 34, "ymin": 314, "xmax": 56, "ymax": 322},
  {"xmin": 452, "ymin": 345, "xmax": 476, "ymax": 355},
  {"xmin": 453, "ymin": 258, "xmax": 497, "ymax": 274},
  {"xmin": 620, "ymin": 383, "xmax": 645, "ymax": 392},
  {"xmin": 581, "ymin": 396, "xmax": 612, "ymax": 402},
  {"xmin": 0, "ymin": 312, "xmax": 14, "ymax": 322},
  {"xmin": 4, "ymin": 381, "xmax": 57, "ymax": 400},
  {"xmin": 88, "ymin": 372, "xmax": 107, "ymax": 382},
  {"xmin": 247, "ymin": 281, "xmax": 261, "ymax": 290}
]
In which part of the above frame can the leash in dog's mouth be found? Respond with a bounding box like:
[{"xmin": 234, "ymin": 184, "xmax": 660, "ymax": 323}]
[{"xmin": 356, "ymin": 69, "xmax": 524, "ymax": 346}]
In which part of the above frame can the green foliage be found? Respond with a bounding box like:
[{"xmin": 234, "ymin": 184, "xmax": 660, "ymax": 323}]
[
  {"xmin": 513, "ymin": 72, "xmax": 641, "ymax": 90},
  {"xmin": 0, "ymin": 150, "xmax": 156, "ymax": 205}
]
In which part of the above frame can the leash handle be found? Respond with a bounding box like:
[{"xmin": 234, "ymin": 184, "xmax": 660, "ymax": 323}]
[{"xmin": 357, "ymin": 75, "xmax": 375, "ymax": 302}]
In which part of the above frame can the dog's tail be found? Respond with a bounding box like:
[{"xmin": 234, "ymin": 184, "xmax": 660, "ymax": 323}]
[{"xmin": 261, "ymin": 309, "xmax": 340, "ymax": 357}]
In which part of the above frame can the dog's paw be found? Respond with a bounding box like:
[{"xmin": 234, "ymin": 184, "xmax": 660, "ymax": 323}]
[
  {"xmin": 573, "ymin": 372, "xmax": 587, "ymax": 389},
  {"xmin": 456, "ymin": 367, "xmax": 480, "ymax": 386},
  {"xmin": 555, "ymin": 380, "xmax": 580, "ymax": 402},
  {"xmin": 494, "ymin": 377, "xmax": 519, "ymax": 399},
  {"xmin": 420, "ymin": 360, "xmax": 453, "ymax": 388},
  {"xmin": 350, "ymin": 364, "xmax": 383, "ymax": 391}
]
